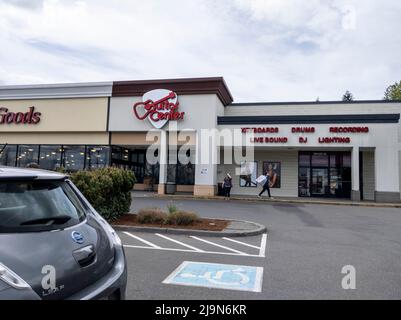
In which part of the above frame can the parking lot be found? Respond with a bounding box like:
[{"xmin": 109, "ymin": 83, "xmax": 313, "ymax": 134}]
[
  {"xmin": 121, "ymin": 197, "xmax": 401, "ymax": 300},
  {"xmin": 121, "ymin": 231, "xmax": 268, "ymax": 299}
]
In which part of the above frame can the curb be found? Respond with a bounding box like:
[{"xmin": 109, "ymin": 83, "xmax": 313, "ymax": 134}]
[
  {"xmin": 145, "ymin": 194, "xmax": 401, "ymax": 209},
  {"xmin": 112, "ymin": 218, "xmax": 267, "ymax": 238}
]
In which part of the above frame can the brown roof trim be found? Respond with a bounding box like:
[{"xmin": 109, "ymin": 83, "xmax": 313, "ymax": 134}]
[{"xmin": 112, "ymin": 77, "xmax": 233, "ymax": 106}]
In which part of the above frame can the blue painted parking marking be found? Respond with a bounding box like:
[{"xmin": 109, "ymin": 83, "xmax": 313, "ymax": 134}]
[{"xmin": 163, "ymin": 261, "xmax": 264, "ymax": 292}]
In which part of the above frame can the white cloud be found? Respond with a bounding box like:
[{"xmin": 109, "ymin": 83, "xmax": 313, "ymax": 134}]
[{"xmin": 0, "ymin": 0, "xmax": 400, "ymax": 101}]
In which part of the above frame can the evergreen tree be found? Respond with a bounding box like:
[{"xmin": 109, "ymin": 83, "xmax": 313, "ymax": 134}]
[{"xmin": 342, "ymin": 90, "xmax": 354, "ymax": 101}]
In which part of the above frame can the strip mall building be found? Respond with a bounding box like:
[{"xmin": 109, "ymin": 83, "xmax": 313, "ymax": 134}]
[{"xmin": 1, "ymin": 77, "xmax": 400, "ymax": 203}]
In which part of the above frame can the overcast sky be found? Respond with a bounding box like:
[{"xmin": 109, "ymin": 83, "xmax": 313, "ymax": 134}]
[{"xmin": 0, "ymin": 0, "xmax": 400, "ymax": 102}]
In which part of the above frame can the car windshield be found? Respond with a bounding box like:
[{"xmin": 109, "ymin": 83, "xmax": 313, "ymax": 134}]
[{"xmin": 0, "ymin": 180, "xmax": 86, "ymax": 233}]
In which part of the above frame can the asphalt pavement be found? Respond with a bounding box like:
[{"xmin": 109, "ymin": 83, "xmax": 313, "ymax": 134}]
[{"xmin": 121, "ymin": 196, "xmax": 401, "ymax": 299}]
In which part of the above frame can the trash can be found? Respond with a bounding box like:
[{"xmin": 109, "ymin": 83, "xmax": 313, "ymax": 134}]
[
  {"xmin": 217, "ymin": 183, "xmax": 224, "ymax": 196},
  {"xmin": 165, "ymin": 182, "xmax": 177, "ymax": 194}
]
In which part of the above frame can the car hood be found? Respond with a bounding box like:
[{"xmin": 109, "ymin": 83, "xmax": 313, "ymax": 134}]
[{"xmin": 0, "ymin": 214, "xmax": 115, "ymax": 300}]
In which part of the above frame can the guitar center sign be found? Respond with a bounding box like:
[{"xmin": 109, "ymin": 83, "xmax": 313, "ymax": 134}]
[{"xmin": 133, "ymin": 89, "xmax": 185, "ymax": 129}]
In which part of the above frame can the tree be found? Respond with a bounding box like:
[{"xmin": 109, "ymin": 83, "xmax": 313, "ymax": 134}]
[
  {"xmin": 342, "ymin": 90, "xmax": 354, "ymax": 101},
  {"xmin": 384, "ymin": 81, "xmax": 401, "ymax": 100}
]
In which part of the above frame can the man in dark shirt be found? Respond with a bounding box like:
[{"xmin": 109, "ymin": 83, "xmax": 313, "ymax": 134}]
[{"xmin": 258, "ymin": 172, "xmax": 272, "ymax": 199}]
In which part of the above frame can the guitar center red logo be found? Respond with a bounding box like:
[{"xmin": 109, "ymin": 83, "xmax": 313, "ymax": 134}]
[{"xmin": 133, "ymin": 89, "xmax": 185, "ymax": 129}]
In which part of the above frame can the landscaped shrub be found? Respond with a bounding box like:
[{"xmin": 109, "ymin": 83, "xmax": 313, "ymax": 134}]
[
  {"xmin": 70, "ymin": 167, "xmax": 136, "ymax": 221},
  {"xmin": 167, "ymin": 201, "xmax": 178, "ymax": 214},
  {"xmin": 165, "ymin": 211, "xmax": 200, "ymax": 226},
  {"xmin": 135, "ymin": 206, "xmax": 200, "ymax": 226},
  {"xmin": 137, "ymin": 208, "xmax": 167, "ymax": 224}
]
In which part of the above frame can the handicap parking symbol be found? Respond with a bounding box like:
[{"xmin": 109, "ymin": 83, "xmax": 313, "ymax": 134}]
[{"xmin": 163, "ymin": 261, "xmax": 264, "ymax": 292}]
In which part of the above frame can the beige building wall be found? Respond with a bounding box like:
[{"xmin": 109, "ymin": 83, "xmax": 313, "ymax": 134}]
[
  {"xmin": 111, "ymin": 132, "xmax": 153, "ymax": 146},
  {"xmin": 111, "ymin": 132, "xmax": 196, "ymax": 146},
  {"xmin": 0, "ymin": 97, "xmax": 108, "ymax": 132},
  {"xmin": 0, "ymin": 132, "xmax": 109, "ymax": 145}
]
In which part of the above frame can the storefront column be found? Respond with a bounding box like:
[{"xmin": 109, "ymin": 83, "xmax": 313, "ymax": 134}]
[
  {"xmin": 194, "ymin": 161, "xmax": 217, "ymax": 196},
  {"xmin": 351, "ymin": 147, "xmax": 360, "ymax": 201},
  {"xmin": 193, "ymin": 131, "xmax": 217, "ymax": 196},
  {"xmin": 157, "ymin": 131, "xmax": 168, "ymax": 195},
  {"xmin": 374, "ymin": 147, "xmax": 400, "ymax": 202}
]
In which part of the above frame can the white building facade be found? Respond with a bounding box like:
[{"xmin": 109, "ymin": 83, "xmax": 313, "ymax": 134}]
[{"xmin": 1, "ymin": 77, "xmax": 400, "ymax": 203}]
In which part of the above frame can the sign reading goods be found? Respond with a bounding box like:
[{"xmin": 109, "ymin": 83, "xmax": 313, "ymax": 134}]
[
  {"xmin": 133, "ymin": 89, "xmax": 185, "ymax": 129},
  {"xmin": 0, "ymin": 106, "xmax": 41, "ymax": 125}
]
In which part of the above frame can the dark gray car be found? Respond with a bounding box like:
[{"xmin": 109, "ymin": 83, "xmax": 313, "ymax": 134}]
[{"xmin": 0, "ymin": 167, "xmax": 127, "ymax": 300}]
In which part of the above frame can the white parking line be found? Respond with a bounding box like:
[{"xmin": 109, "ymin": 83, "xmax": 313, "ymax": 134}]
[
  {"xmin": 122, "ymin": 232, "xmax": 268, "ymax": 258},
  {"xmin": 123, "ymin": 232, "xmax": 161, "ymax": 248},
  {"xmin": 190, "ymin": 236, "xmax": 247, "ymax": 255},
  {"xmin": 155, "ymin": 233, "xmax": 205, "ymax": 252},
  {"xmin": 259, "ymin": 234, "xmax": 267, "ymax": 257},
  {"xmin": 123, "ymin": 245, "xmax": 263, "ymax": 258},
  {"xmin": 222, "ymin": 237, "xmax": 260, "ymax": 250}
]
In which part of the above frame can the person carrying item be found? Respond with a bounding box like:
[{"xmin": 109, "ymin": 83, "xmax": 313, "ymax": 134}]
[
  {"xmin": 223, "ymin": 173, "xmax": 233, "ymax": 200},
  {"xmin": 258, "ymin": 172, "xmax": 273, "ymax": 199}
]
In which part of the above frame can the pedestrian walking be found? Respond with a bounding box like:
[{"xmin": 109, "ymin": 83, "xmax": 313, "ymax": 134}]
[{"xmin": 258, "ymin": 172, "xmax": 273, "ymax": 199}]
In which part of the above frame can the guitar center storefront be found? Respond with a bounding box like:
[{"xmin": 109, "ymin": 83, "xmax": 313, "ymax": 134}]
[{"xmin": 1, "ymin": 78, "xmax": 401, "ymax": 203}]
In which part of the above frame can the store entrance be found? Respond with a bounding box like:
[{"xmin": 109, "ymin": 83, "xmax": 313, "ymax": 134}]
[
  {"xmin": 311, "ymin": 168, "xmax": 329, "ymax": 196},
  {"xmin": 299, "ymin": 151, "xmax": 352, "ymax": 199}
]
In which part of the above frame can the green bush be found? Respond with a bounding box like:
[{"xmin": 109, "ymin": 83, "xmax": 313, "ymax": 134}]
[
  {"xmin": 70, "ymin": 167, "xmax": 136, "ymax": 221},
  {"xmin": 167, "ymin": 201, "xmax": 178, "ymax": 214},
  {"xmin": 137, "ymin": 208, "xmax": 167, "ymax": 224},
  {"xmin": 165, "ymin": 211, "xmax": 200, "ymax": 226}
]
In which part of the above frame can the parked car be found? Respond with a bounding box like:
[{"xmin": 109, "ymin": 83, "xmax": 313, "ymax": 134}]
[{"xmin": 0, "ymin": 166, "xmax": 127, "ymax": 300}]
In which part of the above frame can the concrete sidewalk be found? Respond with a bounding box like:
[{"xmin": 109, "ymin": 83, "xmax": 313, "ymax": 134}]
[{"xmin": 131, "ymin": 191, "xmax": 401, "ymax": 208}]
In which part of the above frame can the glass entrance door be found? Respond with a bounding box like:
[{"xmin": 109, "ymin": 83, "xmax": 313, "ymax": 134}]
[
  {"xmin": 298, "ymin": 151, "xmax": 351, "ymax": 199},
  {"xmin": 311, "ymin": 168, "xmax": 329, "ymax": 196}
]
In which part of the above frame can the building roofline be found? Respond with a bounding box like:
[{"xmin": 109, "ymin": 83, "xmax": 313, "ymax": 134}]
[
  {"xmin": 112, "ymin": 76, "xmax": 234, "ymax": 106},
  {"xmin": 0, "ymin": 81, "xmax": 114, "ymax": 90},
  {"xmin": 229, "ymin": 100, "xmax": 401, "ymax": 106},
  {"xmin": 0, "ymin": 82, "xmax": 113, "ymax": 100},
  {"xmin": 218, "ymin": 113, "xmax": 401, "ymax": 125}
]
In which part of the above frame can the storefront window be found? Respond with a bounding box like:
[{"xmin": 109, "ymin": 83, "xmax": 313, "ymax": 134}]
[
  {"xmin": 131, "ymin": 152, "xmax": 138, "ymax": 162},
  {"xmin": 299, "ymin": 151, "xmax": 351, "ymax": 199},
  {"xmin": 330, "ymin": 168, "xmax": 341, "ymax": 196},
  {"xmin": 165, "ymin": 164, "xmax": 175, "ymax": 184},
  {"xmin": 63, "ymin": 145, "xmax": 85, "ymax": 171},
  {"xmin": 145, "ymin": 162, "xmax": 159, "ymax": 185},
  {"xmin": 343, "ymin": 154, "xmax": 351, "ymax": 167},
  {"xmin": 330, "ymin": 154, "xmax": 340, "ymax": 168},
  {"xmin": 86, "ymin": 146, "xmax": 110, "ymax": 169},
  {"xmin": 111, "ymin": 147, "xmax": 123, "ymax": 161},
  {"xmin": 138, "ymin": 153, "xmax": 145, "ymax": 164},
  {"xmin": 122, "ymin": 148, "xmax": 129, "ymax": 161},
  {"xmin": 176, "ymin": 162, "xmax": 195, "ymax": 185},
  {"xmin": 0, "ymin": 145, "xmax": 17, "ymax": 166},
  {"xmin": 298, "ymin": 167, "xmax": 310, "ymax": 197},
  {"xmin": 17, "ymin": 145, "xmax": 39, "ymax": 168},
  {"xmin": 299, "ymin": 153, "xmax": 310, "ymax": 167},
  {"xmin": 174, "ymin": 149, "xmax": 195, "ymax": 185},
  {"xmin": 311, "ymin": 152, "xmax": 329, "ymax": 167},
  {"xmin": 39, "ymin": 145, "xmax": 62, "ymax": 170}
]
